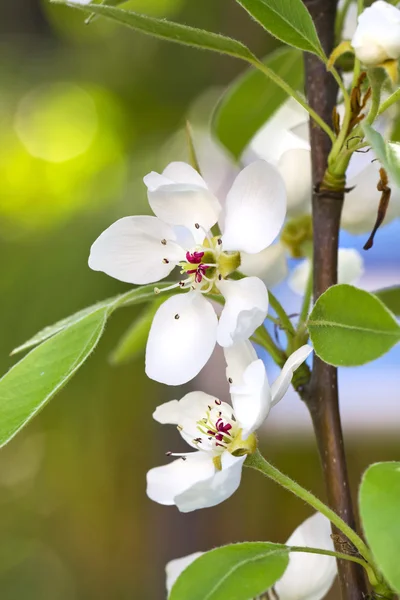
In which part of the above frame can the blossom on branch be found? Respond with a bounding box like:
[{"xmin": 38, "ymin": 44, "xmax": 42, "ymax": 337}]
[
  {"xmin": 352, "ymin": 1, "xmax": 400, "ymax": 66},
  {"xmin": 89, "ymin": 160, "xmax": 287, "ymax": 385},
  {"xmin": 146, "ymin": 342, "xmax": 311, "ymax": 513}
]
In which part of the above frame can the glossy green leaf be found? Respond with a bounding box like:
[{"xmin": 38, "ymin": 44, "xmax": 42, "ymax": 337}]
[
  {"xmin": 235, "ymin": 0, "xmax": 324, "ymax": 58},
  {"xmin": 52, "ymin": 2, "xmax": 256, "ymax": 63},
  {"xmin": 170, "ymin": 542, "xmax": 289, "ymax": 600},
  {"xmin": 363, "ymin": 124, "xmax": 400, "ymax": 187},
  {"xmin": 374, "ymin": 286, "xmax": 400, "ymax": 316},
  {"xmin": 308, "ymin": 284, "xmax": 400, "ymax": 366},
  {"xmin": 11, "ymin": 283, "xmax": 172, "ymax": 355},
  {"xmin": 359, "ymin": 462, "xmax": 400, "ymax": 593},
  {"xmin": 213, "ymin": 47, "xmax": 303, "ymax": 159},
  {"xmin": 109, "ymin": 298, "xmax": 164, "ymax": 365},
  {"xmin": 0, "ymin": 308, "xmax": 109, "ymax": 447}
]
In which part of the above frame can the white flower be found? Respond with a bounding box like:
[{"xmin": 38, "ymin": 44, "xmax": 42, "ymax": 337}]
[
  {"xmin": 352, "ymin": 1, "xmax": 400, "ymax": 66},
  {"xmin": 288, "ymin": 248, "xmax": 364, "ymax": 295},
  {"xmin": 243, "ymin": 99, "xmax": 400, "ymax": 235},
  {"xmin": 146, "ymin": 342, "xmax": 312, "ymax": 513},
  {"xmin": 165, "ymin": 512, "xmax": 336, "ymax": 599},
  {"xmin": 89, "ymin": 160, "xmax": 286, "ymax": 385}
]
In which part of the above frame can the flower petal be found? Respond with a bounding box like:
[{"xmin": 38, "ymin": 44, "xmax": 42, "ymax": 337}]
[
  {"xmin": 224, "ymin": 339, "xmax": 258, "ymax": 386},
  {"xmin": 230, "ymin": 359, "xmax": 272, "ymax": 437},
  {"xmin": 146, "ymin": 452, "xmax": 215, "ymax": 506},
  {"xmin": 278, "ymin": 148, "xmax": 312, "ymax": 217},
  {"xmin": 288, "ymin": 249, "xmax": 364, "ymax": 295},
  {"xmin": 166, "ymin": 552, "xmax": 204, "ymax": 596},
  {"xmin": 88, "ymin": 216, "xmax": 184, "ymax": 284},
  {"xmin": 217, "ymin": 277, "xmax": 269, "ymax": 347},
  {"xmin": 274, "ymin": 512, "xmax": 337, "ymax": 600},
  {"xmin": 145, "ymin": 292, "xmax": 218, "ymax": 385},
  {"xmin": 144, "ymin": 162, "xmax": 221, "ymax": 243},
  {"xmin": 174, "ymin": 452, "xmax": 246, "ymax": 513},
  {"xmin": 240, "ymin": 243, "xmax": 288, "ymax": 288},
  {"xmin": 222, "ymin": 161, "xmax": 287, "ymax": 254},
  {"xmin": 271, "ymin": 345, "xmax": 312, "ymax": 407}
]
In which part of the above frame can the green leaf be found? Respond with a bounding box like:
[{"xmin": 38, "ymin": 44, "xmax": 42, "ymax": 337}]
[
  {"xmin": 363, "ymin": 124, "xmax": 400, "ymax": 188},
  {"xmin": 51, "ymin": 2, "xmax": 256, "ymax": 63},
  {"xmin": 374, "ymin": 286, "xmax": 400, "ymax": 316},
  {"xmin": 359, "ymin": 462, "xmax": 400, "ymax": 593},
  {"xmin": 235, "ymin": 0, "xmax": 325, "ymax": 58},
  {"xmin": 0, "ymin": 308, "xmax": 109, "ymax": 447},
  {"xmin": 109, "ymin": 298, "xmax": 163, "ymax": 365},
  {"xmin": 170, "ymin": 542, "xmax": 289, "ymax": 600},
  {"xmin": 308, "ymin": 284, "xmax": 400, "ymax": 366},
  {"xmin": 11, "ymin": 283, "xmax": 172, "ymax": 355},
  {"xmin": 213, "ymin": 47, "xmax": 303, "ymax": 159}
]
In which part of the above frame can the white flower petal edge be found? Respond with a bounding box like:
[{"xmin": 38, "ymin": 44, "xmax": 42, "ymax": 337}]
[
  {"xmin": 222, "ymin": 160, "xmax": 287, "ymax": 254},
  {"xmin": 88, "ymin": 216, "xmax": 185, "ymax": 285},
  {"xmin": 217, "ymin": 277, "xmax": 269, "ymax": 347},
  {"xmin": 274, "ymin": 512, "xmax": 337, "ymax": 600},
  {"xmin": 351, "ymin": 1, "xmax": 400, "ymax": 66},
  {"xmin": 240, "ymin": 243, "xmax": 288, "ymax": 288},
  {"xmin": 145, "ymin": 292, "xmax": 218, "ymax": 385},
  {"xmin": 144, "ymin": 161, "xmax": 221, "ymax": 244},
  {"xmin": 166, "ymin": 552, "xmax": 203, "ymax": 596},
  {"xmin": 147, "ymin": 342, "xmax": 310, "ymax": 512},
  {"xmin": 288, "ymin": 249, "xmax": 364, "ymax": 295},
  {"xmin": 271, "ymin": 345, "xmax": 313, "ymax": 407}
]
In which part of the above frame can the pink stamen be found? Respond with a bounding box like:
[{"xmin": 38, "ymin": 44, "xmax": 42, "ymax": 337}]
[
  {"xmin": 187, "ymin": 263, "xmax": 209, "ymax": 283},
  {"xmin": 186, "ymin": 251, "xmax": 205, "ymax": 264}
]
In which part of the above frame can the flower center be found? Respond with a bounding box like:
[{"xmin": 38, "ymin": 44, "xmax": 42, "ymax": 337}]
[{"xmin": 195, "ymin": 400, "xmax": 239, "ymax": 451}]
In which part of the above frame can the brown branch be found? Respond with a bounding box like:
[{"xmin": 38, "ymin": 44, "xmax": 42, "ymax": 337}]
[{"xmin": 302, "ymin": 1, "xmax": 368, "ymax": 598}]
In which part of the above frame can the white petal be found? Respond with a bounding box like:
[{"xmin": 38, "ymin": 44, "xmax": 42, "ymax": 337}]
[
  {"xmin": 288, "ymin": 259, "xmax": 312, "ymax": 296},
  {"xmin": 217, "ymin": 277, "xmax": 269, "ymax": 347},
  {"xmin": 145, "ymin": 292, "xmax": 218, "ymax": 385},
  {"xmin": 289, "ymin": 249, "xmax": 364, "ymax": 295},
  {"xmin": 278, "ymin": 148, "xmax": 312, "ymax": 217},
  {"xmin": 144, "ymin": 162, "xmax": 221, "ymax": 244},
  {"xmin": 174, "ymin": 452, "xmax": 246, "ymax": 513},
  {"xmin": 88, "ymin": 216, "xmax": 184, "ymax": 284},
  {"xmin": 222, "ymin": 161, "xmax": 287, "ymax": 254},
  {"xmin": 352, "ymin": 1, "xmax": 400, "ymax": 65},
  {"xmin": 274, "ymin": 512, "xmax": 337, "ymax": 600},
  {"xmin": 146, "ymin": 452, "xmax": 215, "ymax": 506},
  {"xmin": 166, "ymin": 552, "xmax": 203, "ymax": 596},
  {"xmin": 271, "ymin": 345, "xmax": 312, "ymax": 407},
  {"xmin": 230, "ymin": 359, "xmax": 272, "ymax": 437},
  {"xmin": 224, "ymin": 339, "xmax": 258, "ymax": 386},
  {"xmin": 240, "ymin": 243, "xmax": 288, "ymax": 288}
]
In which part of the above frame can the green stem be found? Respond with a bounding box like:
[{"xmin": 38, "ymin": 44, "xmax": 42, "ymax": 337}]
[
  {"xmin": 250, "ymin": 58, "xmax": 336, "ymax": 144},
  {"xmin": 268, "ymin": 291, "xmax": 296, "ymax": 343},
  {"xmin": 334, "ymin": 0, "xmax": 353, "ymax": 42},
  {"xmin": 357, "ymin": 0, "xmax": 364, "ymax": 14},
  {"xmin": 246, "ymin": 450, "xmax": 377, "ymax": 570},
  {"xmin": 289, "ymin": 546, "xmax": 369, "ymax": 571},
  {"xmin": 298, "ymin": 266, "xmax": 313, "ymax": 331},
  {"xmin": 377, "ymin": 87, "xmax": 400, "ymax": 117},
  {"xmin": 252, "ymin": 326, "xmax": 286, "ymax": 367}
]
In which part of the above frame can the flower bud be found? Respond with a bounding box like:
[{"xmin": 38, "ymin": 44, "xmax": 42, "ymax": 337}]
[{"xmin": 352, "ymin": 1, "xmax": 400, "ymax": 66}]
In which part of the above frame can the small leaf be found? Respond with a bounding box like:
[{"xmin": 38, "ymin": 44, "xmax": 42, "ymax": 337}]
[
  {"xmin": 52, "ymin": 2, "xmax": 256, "ymax": 63},
  {"xmin": 170, "ymin": 542, "xmax": 289, "ymax": 600},
  {"xmin": 12, "ymin": 282, "xmax": 172, "ymax": 355},
  {"xmin": 109, "ymin": 298, "xmax": 164, "ymax": 365},
  {"xmin": 374, "ymin": 286, "xmax": 400, "ymax": 316},
  {"xmin": 359, "ymin": 462, "xmax": 400, "ymax": 593},
  {"xmin": 363, "ymin": 124, "xmax": 400, "ymax": 188},
  {"xmin": 0, "ymin": 308, "xmax": 109, "ymax": 447},
  {"xmin": 235, "ymin": 0, "xmax": 324, "ymax": 58},
  {"xmin": 213, "ymin": 47, "xmax": 303, "ymax": 159},
  {"xmin": 308, "ymin": 284, "xmax": 400, "ymax": 366}
]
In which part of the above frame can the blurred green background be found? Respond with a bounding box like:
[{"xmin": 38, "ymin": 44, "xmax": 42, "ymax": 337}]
[{"xmin": 0, "ymin": 2, "xmax": 399, "ymax": 598}]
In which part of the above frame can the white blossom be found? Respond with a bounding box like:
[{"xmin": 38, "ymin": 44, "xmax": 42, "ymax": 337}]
[
  {"xmin": 352, "ymin": 1, "xmax": 400, "ymax": 66},
  {"xmin": 89, "ymin": 160, "xmax": 286, "ymax": 385},
  {"xmin": 243, "ymin": 98, "xmax": 400, "ymax": 235},
  {"xmin": 146, "ymin": 342, "xmax": 311, "ymax": 512},
  {"xmin": 165, "ymin": 512, "xmax": 336, "ymax": 599},
  {"xmin": 288, "ymin": 248, "xmax": 364, "ymax": 295}
]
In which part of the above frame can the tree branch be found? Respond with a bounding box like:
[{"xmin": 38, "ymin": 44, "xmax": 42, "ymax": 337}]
[{"xmin": 302, "ymin": 1, "xmax": 368, "ymax": 598}]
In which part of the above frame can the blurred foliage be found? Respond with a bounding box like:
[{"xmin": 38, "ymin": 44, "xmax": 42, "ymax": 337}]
[{"xmin": 0, "ymin": 1, "xmax": 399, "ymax": 599}]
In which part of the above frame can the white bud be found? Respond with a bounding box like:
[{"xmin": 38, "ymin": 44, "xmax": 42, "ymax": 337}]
[{"xmin": 352, "ymin": 1, "xmax": 400, "ymax": 66}]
